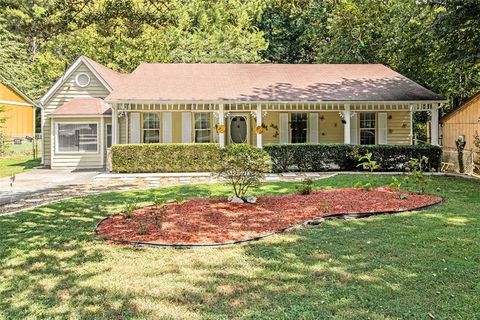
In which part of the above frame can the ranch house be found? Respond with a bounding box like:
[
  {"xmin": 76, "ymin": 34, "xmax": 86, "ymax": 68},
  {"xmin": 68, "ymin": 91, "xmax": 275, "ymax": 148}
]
[{"xmin": 39, "ymin": 56, "xmax": 446, "ymax": 169}]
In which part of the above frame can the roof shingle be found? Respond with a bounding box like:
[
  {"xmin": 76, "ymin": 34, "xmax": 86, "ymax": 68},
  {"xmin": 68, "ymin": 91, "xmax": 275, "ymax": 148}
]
[{"xmin": 105, "ymin": 63, "xmax": 444, "ymax": 102}]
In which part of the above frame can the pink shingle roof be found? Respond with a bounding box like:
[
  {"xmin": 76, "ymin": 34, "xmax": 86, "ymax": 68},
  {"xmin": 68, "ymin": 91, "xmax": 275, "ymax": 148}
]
[
  {"xmin": 83, "ymin": 56, "xmax": 127, "ymax": 90},
  {"xmin": 52, "ymin": 98, "xmax": 111, "ymax": 115},
  {"xmin": 105, "ymin": 63, "xmax": 443, "ymax": 102}
]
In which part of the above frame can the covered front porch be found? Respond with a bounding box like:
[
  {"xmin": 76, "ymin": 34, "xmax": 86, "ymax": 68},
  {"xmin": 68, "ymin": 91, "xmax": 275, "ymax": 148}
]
[{"xmin": 108, "ymin": 101, "xmax": 441, "ymax": 149}]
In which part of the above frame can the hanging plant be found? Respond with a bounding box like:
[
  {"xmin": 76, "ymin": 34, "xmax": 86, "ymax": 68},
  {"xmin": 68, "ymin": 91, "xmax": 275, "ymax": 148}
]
[{"xmin": 216, "ymin": 124, "xmax": 225, "ymax": 134}]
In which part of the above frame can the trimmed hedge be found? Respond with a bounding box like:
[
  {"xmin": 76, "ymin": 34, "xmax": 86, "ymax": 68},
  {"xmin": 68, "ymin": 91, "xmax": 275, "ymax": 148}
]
[
  {"xmin": 263, "ymin": 144, "xmax": 442, "ymax": 173},
  {"xmin": 111, "ymin": 143, "xmax": 221, "ymax": 173}
]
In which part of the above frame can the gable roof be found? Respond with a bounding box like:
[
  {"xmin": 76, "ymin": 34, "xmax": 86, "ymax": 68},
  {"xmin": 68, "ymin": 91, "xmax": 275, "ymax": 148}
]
[
  {"xmin": 51, "ymin": 97, "xmax": 111, "ymax": 116},
  {"xmin": 106, "ymin": 63, "xmax": 445, "ymax": 103},
  {"xmin": 440, "ymin": 92, "xmax": 480, "ymax": 123},
  {"xmin": 39, "ymin": 56, "xmax": 127, "ymax": 106},
  {"xmin": 82, "ymin": 56, "xmax": 126, "ymax": 90},
  {"xmin": 0, "ymin": 74, "xmax": 36, "ymax": 107}
]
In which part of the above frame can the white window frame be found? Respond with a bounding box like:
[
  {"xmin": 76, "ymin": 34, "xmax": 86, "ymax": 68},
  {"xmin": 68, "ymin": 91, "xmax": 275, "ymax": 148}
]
[
  {"xmin": 75, "ymin": 73, "xmax": 91, "ymax": 87},
  {"xmin": 55, "ymin": 121, "xmax": 99, "ymax": 154},
  {"xmin": 359, "ymin": 112, "xmax": 377, "ymax": 145},
  {"xmin": 142, "ymin": 112, "xmax": 161, "ymax": 143},
  {"xmin": 194, "ymin": 112, "xmax": 212, "ymax": 143}
]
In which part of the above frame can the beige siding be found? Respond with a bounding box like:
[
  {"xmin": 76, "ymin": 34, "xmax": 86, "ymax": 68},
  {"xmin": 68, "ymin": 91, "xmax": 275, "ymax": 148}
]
[
  {"xmin": 51, "ymin": 117, "xmax": 104, "ymax": 169},
  {"xmin": 119, "ymin": 116, "xmax": 127, "ymax": 144},
  {"xmin": 43, "ymin": 63, "xmax": 110, "ymax": 165},
  {"xmin": 387, "ymin": 111, "xmax": 411, "ymax": 145},
  {"xmin": 441, "ymin": 95, "xmax": 480, "ymax": 150},
  {"xmin": 263, "ymin": 112, "xmax": 280, "ymax": 144},
  {"xmin": 172, "ymin": 112, "xmax": 182, "ymax": 143},
  {"xmin": 319, "ymin": 112, "xmax": 344, "ymax": 144}
]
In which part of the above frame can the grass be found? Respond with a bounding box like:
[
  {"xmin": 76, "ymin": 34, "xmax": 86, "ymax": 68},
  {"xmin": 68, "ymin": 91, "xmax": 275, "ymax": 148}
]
[
  {"xmin": 0, "ymin": 175, "xmax": 479, "ymax": 319},
  {"xmin": 0, "ymin": 141, "xmax": 41, "ymax": 177}
]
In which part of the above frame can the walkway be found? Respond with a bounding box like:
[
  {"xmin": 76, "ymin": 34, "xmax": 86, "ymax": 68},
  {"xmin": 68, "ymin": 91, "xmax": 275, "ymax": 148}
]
[{"xmin": 0, "ymin": 170, "xmax": 336, "ymax": 215}]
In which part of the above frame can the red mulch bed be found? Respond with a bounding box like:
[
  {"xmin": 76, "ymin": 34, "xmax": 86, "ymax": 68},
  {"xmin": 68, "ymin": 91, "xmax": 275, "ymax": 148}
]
[{"xmin": 97, "ymin": 187, "xmax": 442, "ymax": 245}]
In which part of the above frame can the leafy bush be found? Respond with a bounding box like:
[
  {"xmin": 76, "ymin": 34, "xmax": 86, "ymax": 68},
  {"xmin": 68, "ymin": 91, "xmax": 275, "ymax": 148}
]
[
  {"xmin": 404, "ymin": 156, "xmax": 431, "ymax": 194},
  {"xmin": 122, "ymin": 200, "xmax": 137, "ymax": 219},
  {"xmin": 264, "ymin": 144, "xmax": 442, "ymax": 172},
  {"xmin": 217, "ymin": 144, "xmax": 272, "ymax": 199},
  {"xmin": 111, "ymin": 143, "xmax": 221, "ymax": 173},
  {"xmin": 354, "ymin": 152, "xmax": 380, "ymax": 190},
  {"xmin": 296, "ymin": 177, "xmax": 314, "ymax": 195}
]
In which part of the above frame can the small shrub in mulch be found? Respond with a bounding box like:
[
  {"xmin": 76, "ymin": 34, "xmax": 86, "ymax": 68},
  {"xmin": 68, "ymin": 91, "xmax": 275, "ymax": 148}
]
[{"xmin": 97, "ymin": 188, "xmax": 442, "ymax": 246}]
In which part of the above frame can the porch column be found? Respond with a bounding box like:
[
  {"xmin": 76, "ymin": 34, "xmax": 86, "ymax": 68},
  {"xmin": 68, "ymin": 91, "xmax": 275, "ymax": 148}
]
[
  {"xmin": 409, "ymin": 106, "xmax": 414, "ymax": 145},
  {"xmin": 343, "ymin": 105, "xmax": 351, "ymax": 144},
  {"xmin": 218, "ymin": 104, "xmax": 225, "ymax": 148},
  {"xmin": 112, "ymin": 104, "xmax": 119, "ymax": 145},
  {"xmin": 256, "ymin": 105, "xmax": 263, "ymax": 148},
  {"xmin": 431, "ymin": 104, "xmax": 439, "ymax": 145}
]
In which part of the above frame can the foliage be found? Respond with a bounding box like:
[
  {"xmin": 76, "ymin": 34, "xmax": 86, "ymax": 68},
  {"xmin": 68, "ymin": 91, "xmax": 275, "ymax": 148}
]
[
  {"xmin": 217, "ymin": 144, "xmax": 271, "ymax": 199},
  {"xmin": 389, "ymin": 176, "xmax": 403, "ymax": 191},
  {"xmin": 296, "ymin": 177, "xmax": 314, "ymax": 195},
  {"xmin": 474, "ymin": 131, "xmax": 480, "ymax": 150},
  {"xmin": 264, "ymin": 144, "xmax": 442, "ymax": 173},
  {"xmin": 356, "ymin": 152, "xmax": 379, "ymax": 173},
  {"xmin": 111, "ymin": 143, "xmax": 221, "ymax": 173},
  {"xmin": 405, "ymin": 156, "xmax": 431, "ymax": 194},
  {"xmin": 122, "ymin": 200, "xmax": 137, "ymax": 219},
  {"xmin": 355, "ymin": 152, "xmax": 379, "ymax": 190},
  {"xmin": 0, "ymin": 133, "xmax": 7, "ymax": 156}
]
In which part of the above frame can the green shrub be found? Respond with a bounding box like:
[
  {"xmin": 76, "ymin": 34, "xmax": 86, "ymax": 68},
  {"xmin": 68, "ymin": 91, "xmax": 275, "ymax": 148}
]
[
  {"xmin": 217, "ymin": 144, "xmax": 272, "ymax": 199},
  {"xmin": 122, "ymin": 200, "xmax": 137, "ymax": 219},
  {"xmin": 111, "ymin": 143, "xmax": 221, "ymax": 173},
  {"xmin": 405, "ymin": 156, "xmax": 431, "ymax": 194},
  {"xmin": 296, "ymin": 177, "xmax": 314, "ymax": 195},
  {"xmin": 264, "ymin": 144, "xmax": 442, "ymax": 172}
]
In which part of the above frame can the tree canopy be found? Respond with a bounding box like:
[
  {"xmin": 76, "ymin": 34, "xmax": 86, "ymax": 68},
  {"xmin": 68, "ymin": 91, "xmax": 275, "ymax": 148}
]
[{"xmin": 0, "ymin": 0, "xmax": 478, "ymax": 111}]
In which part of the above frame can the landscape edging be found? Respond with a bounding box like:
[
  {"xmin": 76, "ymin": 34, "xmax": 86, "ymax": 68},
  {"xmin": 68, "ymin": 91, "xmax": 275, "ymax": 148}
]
[{"xmin": 95, "ymin": 197, "xmax": 444, "ymax": 249}]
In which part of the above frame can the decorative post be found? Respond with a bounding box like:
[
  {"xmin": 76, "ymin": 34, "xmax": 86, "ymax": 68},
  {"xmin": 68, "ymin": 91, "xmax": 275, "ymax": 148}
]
[
  {"xmin": 218, "ymin": 104, "xmax": 225, "ymax": 148},
  {"xmin": 409, "ymin": 105, "xmax": 414, "ymax": 145},
  {"xmin": 431, "ymin": 103, "xmax": 439, "ymax": 145},
  {"xmin": 343, "ymin": 105, "xmax": 351, "ymax": 144},
  {"xmin": 256, "ymin": 105, "xmax": 263, "ymax": 148},
  {"xmin": 112, "ymin": 104, "xmax": 119, "ymax": 145}
]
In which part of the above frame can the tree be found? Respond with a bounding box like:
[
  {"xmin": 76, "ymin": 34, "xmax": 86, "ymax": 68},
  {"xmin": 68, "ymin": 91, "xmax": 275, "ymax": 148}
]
[{"xmin": 217, "ymin": 144, "xmax": 272, "ymax": 200}]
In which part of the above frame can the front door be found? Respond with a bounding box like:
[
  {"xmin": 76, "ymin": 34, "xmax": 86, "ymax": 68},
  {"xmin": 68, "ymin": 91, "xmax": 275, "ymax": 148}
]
[{"xmin": 229, "ymin": 114, "xmax": 249, "ymax": 144}]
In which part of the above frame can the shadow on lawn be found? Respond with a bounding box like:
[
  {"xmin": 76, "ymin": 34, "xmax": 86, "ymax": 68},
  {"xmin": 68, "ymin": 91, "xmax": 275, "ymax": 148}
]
[{"xmin": 0, "ymin": 176, "xmax": 478, "ymax": 318}]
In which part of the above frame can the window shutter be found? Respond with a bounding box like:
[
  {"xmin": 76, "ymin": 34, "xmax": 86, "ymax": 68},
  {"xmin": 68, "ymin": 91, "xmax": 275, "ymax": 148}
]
[
  {"xmin": 279, "ymin": 113, "xmax": 289, "ymax": 143},
  {"xmin": 130, "ymin": 112, "xmax": 141, "ymax": 144},
  {"xmin": 162, "ymin": 112, "xmax": 172, "ymax": 143},
  {"xmin": 309, "ymin": 113, "xmax": 319, "ymax": 143},
  {"xmin": 181, "ymin": 112, "xmax": 192, "ymax": 143},
  {"xmin": 378, "ymin": 112, "xmax": 388, "ymax": 144},
  {"xmin": 350, "ymin": 112, "xmax": 358, "ymax": 145}
]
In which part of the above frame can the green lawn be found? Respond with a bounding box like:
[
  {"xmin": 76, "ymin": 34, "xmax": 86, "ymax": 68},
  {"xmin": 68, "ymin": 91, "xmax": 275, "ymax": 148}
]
[
  {"xmin": 0, "ymin": 175, "xmax": 479, "ymax": 319},
  {"xmin": 0, "ymin": 141, "xmax": 41, "ymax": 177}
]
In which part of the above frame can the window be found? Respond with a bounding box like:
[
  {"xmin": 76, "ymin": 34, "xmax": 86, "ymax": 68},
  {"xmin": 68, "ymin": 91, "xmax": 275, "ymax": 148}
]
[
  {"xmin": 75, "ymin": 73, "xmax": 90, "ymax": 87},
  {"xmin": 194, "ymin": 113, "xmax": 211, "ymax": 143},
  {"xmin": 106, "ymin": 124, "xmax": 112, "ymax": 148},
  {"xmin": 57, "ymin": 123, "xmax": 98, "ymax": 153},
  {"xmin": 359, "ymin": 112, "xmax": 376, "ymax": 145},
  {"xmin": 291, "ymin": 112, "xmax": 307, "ymax": 143},
  {"xmin": 143, "ymin": 113, "xmax": 160, "ymax": 143}
]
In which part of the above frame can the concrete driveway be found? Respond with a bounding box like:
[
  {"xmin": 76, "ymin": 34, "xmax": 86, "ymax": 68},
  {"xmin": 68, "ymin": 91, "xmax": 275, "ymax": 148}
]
[{"xmin": 0, "ymin": 168, "xmax": 101, "ymax": 206}]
